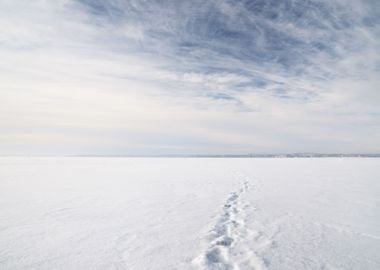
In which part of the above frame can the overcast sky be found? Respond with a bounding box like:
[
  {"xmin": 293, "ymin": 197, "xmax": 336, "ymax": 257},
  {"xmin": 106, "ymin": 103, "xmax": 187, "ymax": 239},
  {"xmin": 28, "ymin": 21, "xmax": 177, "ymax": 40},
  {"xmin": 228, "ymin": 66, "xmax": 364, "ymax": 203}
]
[{"xmin": 1, "ymin": 0, "xmax": 379, "ymax": 155}]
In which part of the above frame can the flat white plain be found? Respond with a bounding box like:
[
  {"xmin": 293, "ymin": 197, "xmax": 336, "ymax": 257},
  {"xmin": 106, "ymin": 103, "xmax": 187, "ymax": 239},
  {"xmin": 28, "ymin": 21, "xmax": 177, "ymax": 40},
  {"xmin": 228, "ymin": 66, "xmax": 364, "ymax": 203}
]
[{"xmin": 0, "ymin": 158, "xmax": 379, "ymax": 269}]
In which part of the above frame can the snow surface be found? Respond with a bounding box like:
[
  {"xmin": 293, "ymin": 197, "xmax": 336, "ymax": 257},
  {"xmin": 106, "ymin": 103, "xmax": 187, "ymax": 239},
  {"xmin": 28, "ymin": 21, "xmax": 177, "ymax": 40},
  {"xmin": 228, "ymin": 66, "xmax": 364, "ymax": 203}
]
[{"xmin": 0, "ymin": 157, "xmax": 379, "ymax": 269}]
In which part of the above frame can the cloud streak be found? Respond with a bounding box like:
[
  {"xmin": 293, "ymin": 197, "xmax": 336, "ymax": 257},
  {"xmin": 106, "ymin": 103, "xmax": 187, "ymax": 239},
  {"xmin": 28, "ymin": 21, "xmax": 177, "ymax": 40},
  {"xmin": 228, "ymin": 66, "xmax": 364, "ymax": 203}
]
[{"xmin": 0, "ymin": 0, "xmax": 379, "ymax": 155}]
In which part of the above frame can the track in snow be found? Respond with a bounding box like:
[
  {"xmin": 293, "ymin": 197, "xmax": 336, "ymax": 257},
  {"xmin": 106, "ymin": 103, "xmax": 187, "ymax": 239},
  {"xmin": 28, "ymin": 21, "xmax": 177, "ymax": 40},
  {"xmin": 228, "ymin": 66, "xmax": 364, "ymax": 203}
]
[{"xmin": 193, "ymin": 173, "xmax": 273, "ymax": 270}]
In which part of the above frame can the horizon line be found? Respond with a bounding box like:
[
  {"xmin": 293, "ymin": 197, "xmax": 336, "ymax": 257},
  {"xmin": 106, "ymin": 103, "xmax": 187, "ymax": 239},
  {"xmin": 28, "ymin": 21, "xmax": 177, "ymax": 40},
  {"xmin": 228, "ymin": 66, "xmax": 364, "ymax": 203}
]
[{"xmin": 1, "ymin": 153, "xmax": 380, "ymax": 158}]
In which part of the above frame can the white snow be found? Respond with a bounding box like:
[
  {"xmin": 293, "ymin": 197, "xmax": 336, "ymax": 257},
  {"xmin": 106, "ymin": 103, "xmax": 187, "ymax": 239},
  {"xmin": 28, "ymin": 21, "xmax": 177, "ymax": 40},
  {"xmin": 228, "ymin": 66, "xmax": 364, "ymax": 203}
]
[{"xmin": 0, "ymin": 157, "xmax": 379, "ymax": 269}]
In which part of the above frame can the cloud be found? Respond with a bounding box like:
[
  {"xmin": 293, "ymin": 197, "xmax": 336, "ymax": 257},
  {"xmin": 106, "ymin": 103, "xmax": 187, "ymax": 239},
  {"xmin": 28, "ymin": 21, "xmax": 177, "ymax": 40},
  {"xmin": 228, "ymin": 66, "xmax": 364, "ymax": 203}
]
[{"xmin": 0, "ymin": 0, "xmax": 379, "ymax": 155}]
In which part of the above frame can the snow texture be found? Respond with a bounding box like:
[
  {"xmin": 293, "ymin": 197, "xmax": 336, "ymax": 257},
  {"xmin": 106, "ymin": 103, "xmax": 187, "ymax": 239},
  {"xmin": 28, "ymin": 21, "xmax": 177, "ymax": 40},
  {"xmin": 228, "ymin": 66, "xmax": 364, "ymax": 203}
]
[{"xmin": 0, "ymin": 157, "xmax": 379, "ymax": 269}]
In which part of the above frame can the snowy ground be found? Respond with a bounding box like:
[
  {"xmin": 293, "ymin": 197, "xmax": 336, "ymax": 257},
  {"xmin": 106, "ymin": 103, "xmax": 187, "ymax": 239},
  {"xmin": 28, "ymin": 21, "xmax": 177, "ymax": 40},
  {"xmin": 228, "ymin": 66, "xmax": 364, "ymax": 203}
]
[{"xmin": 0, "ymin": 158, "xmax": 379, "ymax": 270}]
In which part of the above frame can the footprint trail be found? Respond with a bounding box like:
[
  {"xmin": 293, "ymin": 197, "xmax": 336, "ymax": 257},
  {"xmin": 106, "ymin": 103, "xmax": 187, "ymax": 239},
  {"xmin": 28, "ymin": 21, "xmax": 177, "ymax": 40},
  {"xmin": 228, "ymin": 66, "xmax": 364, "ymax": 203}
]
[{"xmin": 193, "ymin": 173, "xmax": 270, "ymax": 270}]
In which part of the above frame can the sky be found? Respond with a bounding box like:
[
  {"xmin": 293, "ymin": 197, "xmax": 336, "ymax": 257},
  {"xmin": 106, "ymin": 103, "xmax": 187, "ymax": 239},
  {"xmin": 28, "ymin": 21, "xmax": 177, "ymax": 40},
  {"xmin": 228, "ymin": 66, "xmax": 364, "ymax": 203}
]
[{"xmin": 0, "ymin": 0, "xmax": 379, "ymax": 155}]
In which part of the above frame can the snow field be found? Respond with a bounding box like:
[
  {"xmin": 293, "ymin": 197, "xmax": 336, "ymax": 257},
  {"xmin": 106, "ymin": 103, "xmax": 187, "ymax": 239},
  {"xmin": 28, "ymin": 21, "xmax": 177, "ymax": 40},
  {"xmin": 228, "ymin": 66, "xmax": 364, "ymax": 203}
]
[{"xmin": 0, "ymin": 157, "xmax": 379, "ymax": 269}]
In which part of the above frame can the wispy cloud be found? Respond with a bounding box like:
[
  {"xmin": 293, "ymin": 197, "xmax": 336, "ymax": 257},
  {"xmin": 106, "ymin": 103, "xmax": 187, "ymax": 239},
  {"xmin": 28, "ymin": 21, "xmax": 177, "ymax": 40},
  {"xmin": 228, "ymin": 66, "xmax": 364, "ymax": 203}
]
[{"xmin": 0, "ymin": 0, "xmax": 379, "ymax": 155}]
